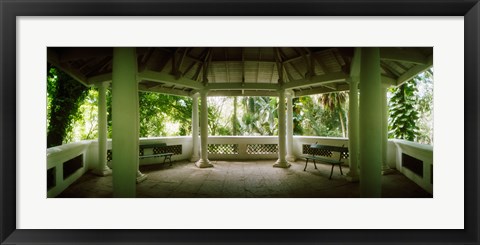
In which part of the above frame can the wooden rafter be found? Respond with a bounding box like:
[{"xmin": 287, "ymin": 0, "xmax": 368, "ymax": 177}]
[
  {"xmin": 241, "ymin": 48, "xmax": 245, "ymax": 84},
  {"xmin": 256, "ymin": 49, "xmax": 262, "ymax": 83},
  {"xmin": 203, "ymin": 48, "xmax": 213, "ymax": 84},
  {"xmin": 273, "ymin": 47, "xmax": 284, "ymax": 84},
  {"xmin": 225, "ymin": 48, "xmax": 230, "ymax": 83},
  {"xmin": 289, "ymin": 62, "xmax": 304, "ymax": 79}
]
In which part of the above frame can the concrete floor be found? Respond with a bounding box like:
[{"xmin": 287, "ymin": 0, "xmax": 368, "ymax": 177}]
[{"xmin": 58, "ymin": 160, "xmax": 432, "ymax": 198}]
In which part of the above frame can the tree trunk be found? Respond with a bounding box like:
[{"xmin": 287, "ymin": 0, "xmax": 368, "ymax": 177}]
[
  {"xmin": 232, "ymin": 97, "xmax": 237, "ymax": 135},
  {"xmin": 338, "ymin": 110, "xmax": 346, "ymax": 138}
]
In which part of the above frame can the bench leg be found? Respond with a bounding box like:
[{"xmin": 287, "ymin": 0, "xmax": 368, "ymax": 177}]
[
  {"xmin": 329, "ymin": 164, "xmax": 334, "ymax": 179},
  {"xmin": 168, "ymin": 155, "xmax": 172, "ymax": 166},
  {"xmin": 313, "ymin": 160, "xmax": 317, "ymax": 170},
  {"xmin": 304, "ymin": 159, "xmax": 309, "ymax": 171},
  {"xmin": 339, "ymin": 164, "xmax": 343, "ymax": 175}
]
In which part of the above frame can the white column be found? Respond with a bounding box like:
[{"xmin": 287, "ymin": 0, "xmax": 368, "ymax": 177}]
[
  {"xmin": 286, "ymin": 90, "xmax": 295, "ymax": 162},
  {"xmin": 274, "ymin": 89, "xmax": 291, "ymax": 168},
  {"xmin": 112, "ymin": 47, "xmax": 138, "ymax": 198},
  {"xmin": 136, "ymin": 89, "xmax": 147, "ymax": 183},
  {"xmin": 93, "ymin": 81, "xmax": 112, "ymax": 176},
  {"xmin": 195, "ymin": 90, "xmax": 213, "ymax": 168},
  {"xmin": 190, "ymin": 92, "xmax": 200, "ymax": 162},
  {"xmin": 381, "ymin": 84, "xmax": 394, "ymax": 175},
  {"xmin": 346, "ymin": 78, "xmax": 359, "ymax": 182},
  {"xmin": 359, "ymin": 47, "xmax": 382, "ymax": 197}
]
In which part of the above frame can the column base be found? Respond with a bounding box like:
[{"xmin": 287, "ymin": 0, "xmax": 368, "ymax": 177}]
[
  {"xmin": 273, "ymin": 159, "xmax": 291, "ymax": 168},
  {"xmin": 382, "ymin": 166, "xmax": 395, "ymax": 175},
  {"xmin": 136, "ymin": 170, "xmax": 148, "ymax": 183},
  {"xmin": 92, "ymin": 166, "xmax": 112, "ymax": 176},
  {"xmin": 345, "ymin": 171, "xmax": 359, "ymax": 182},
  {"xmin": 286, "ymin": 155, "xmax": 296, "ymax": 162},
  {"xmin": 195, "ymin": 159, "xmax": 213, "ymax": 168},
  {"xmin": 190, "ymin": 155, "xmax": 200, "ymax": 162}
]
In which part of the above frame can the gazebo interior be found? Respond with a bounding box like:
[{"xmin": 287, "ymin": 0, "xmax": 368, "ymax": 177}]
[{"xmin": 47, "ymin": 47, "xmax": 433, "ymax": 198}]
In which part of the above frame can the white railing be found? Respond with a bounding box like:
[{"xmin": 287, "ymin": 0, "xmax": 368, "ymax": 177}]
[
  {"xmin": 47, "ymin": 136, "xmax": 433, "ymax": 196},
  {"xmin": 390, "ymin": 139, "xmax": 433, "ymax": 194}
]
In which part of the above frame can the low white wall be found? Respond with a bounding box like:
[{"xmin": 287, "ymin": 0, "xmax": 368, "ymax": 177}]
[
  {"xmin": 46, "ymin": 141, "xmax": 91, "ymax": 198},
  {"xmin": 47, "ymin": 136, "xmax": 433, "ymax": 197},
  {"xmin": 391, "ymin": 139, "xmax": 433, "ymax": 194}
]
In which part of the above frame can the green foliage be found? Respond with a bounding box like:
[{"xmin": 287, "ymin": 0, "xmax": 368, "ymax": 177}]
[
  {"xmin": 295, "ymin": 95, "xmax": 343, "ymax": 137},
  {"xmin": 47, "ymin": 66, "xmax": 89, "ymax": 147},
  {"xmin": 388, "ymin": 78, "xmax": 420, "ymax": 141},
  {"xmin": 414, "ymin": 69, "xmax": 434, "ymax": 144},
  {"xmin": 139, "ymin": 92, "xmax": 192, "ymax": 137},
  {"xmin": 65, "ymin": 89, "xmax": 99, "ymax": 141},
  {"xmin": 238, "ymin": 96, "xmax": 278, "ymax": 136},
  {"xmin": 319, "ymin": 92, "xmax": 348, "ymax": 137}
]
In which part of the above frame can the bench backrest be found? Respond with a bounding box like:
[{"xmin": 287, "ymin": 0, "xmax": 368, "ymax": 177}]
[
  {"xmin": 139, "ymin": 143, "xmax": 167, "ymax": 156},
  {"xmin": 309, "ymin": 144, "xmax": 349, "ymax": 160}
]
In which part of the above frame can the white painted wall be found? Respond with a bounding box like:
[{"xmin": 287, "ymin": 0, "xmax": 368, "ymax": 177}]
[
  {"xmin": 391, "ymin": 139, "xmax": 433, "ymax": 194},
  {"xmin": 46, "ymin": 141, "xmax": 91, "ymax": 198}
]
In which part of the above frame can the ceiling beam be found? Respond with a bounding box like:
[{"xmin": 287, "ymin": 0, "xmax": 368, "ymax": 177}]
[
  {"xmin": 87, "ymin": 73, "xmax": 112, "ymax": 84},
  {"xmin": 283, "ymin": 72, "xmax": 348, "ymax": 90},
  {"xmin": 138, "ymin": 69, "xmax": 204, "ymax": 90},
  {"xmin": 293, "ymin": 84, "xmax": 350, "ymax": 97},
  {"xmin": 381, "ymin": 75, "xmax": 397, "ymax": 86},
  {"xmin": 206, "ymin": 82, "xmax": 278, "ymax": 91},
  {"xmin": 47, "ymin": 48, "xmax": 90, "ymax": 86},
  {"xmin": 396, "ymin": 55, "xmax": 433, "ymax": 85},
  {"xmin": 138, "ymin": 84, "xmax": 190, "ymax": 97},
  {"xmin": 208, "ymin": 90, "xmax": 278, "ymax": 97},
  {"xmin": 380, "ymin": 47, "xmax": 429, "ymax": 65},
  {"xmin": 57, "ymin": 47, "xmax": 113, "ymax": 62}
]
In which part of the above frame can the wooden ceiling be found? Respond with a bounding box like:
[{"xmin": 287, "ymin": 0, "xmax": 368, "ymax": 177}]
[{"xmin": 47, "ymin": 47, "xmax": 433, "ymax": 97}]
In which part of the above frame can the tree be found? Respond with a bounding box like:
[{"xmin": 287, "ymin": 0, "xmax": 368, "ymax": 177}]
[
  {"xmin": 239, "ymin": 96, "xmax": 278, "ymax": 136},
  {"xmin": 47, "ymin": 66, "xmax": 89, "ymax": 147},
  {"xmin": 388, "ymin": 78, "xmax": 420, "ymax": 141},
  {"xmin": 319, "ymin": 92, "xmax": 348, "ymax": 137},
  {"xmin": 414, "ymin": 69, "xmax": 434, "ymax": 144}
]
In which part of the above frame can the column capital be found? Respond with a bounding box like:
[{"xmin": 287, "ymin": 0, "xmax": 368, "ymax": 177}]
[
  {"xmin": 190, "ymin": 91, "xmax": 200, "ymax": 98},
  {"xmin": 285, "ymin": 89, "xmax": 294, "ymax": 98},
  {"xmin": 199, "ymin": 88, "xmax": 210, "ymax": 96},
  {"xmin": 95, "ymin": 81, "xmax": 110, "ymax": 88}
]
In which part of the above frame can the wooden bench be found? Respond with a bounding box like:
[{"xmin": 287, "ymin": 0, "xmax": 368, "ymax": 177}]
[
  {"xmin": 139, "ymin": 143, "xmax": 174, "ymax": 166},
  {"xmin": 304, "ymin": 144, "xmax": 349, "ymax": 179}
]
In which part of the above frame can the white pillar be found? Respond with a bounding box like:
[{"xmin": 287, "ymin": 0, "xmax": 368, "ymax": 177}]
[
  {"xmin": 381, "ymin": 84, "xmax": 394, "ymax": 175},
  {"xmin": 190, "ymin": 92, "xmax": 200, "ymax": 162},
  {"xmin": 195, "ymin": 90, "xmax": 213, "ymax": 168},
  {"xmin": 93, "ymin": 81, "xmax": 112, "ymax": 176},
  {"xmin": 286, "ymin": 90, "xmax": 295, "ymax": 162},
  {"xmin": 274, "ymin": 89, "xmax": 291, "ymax": 168},
  {"xmin": 346, "ymin": 78, "xmax": 359, "ymax": 182},
  {"xmin": 112, "ymin": 47, "xmax": 138, "ymax": 198},
  {"xmin": 359, "ymin": 47, "xmax": 382, "ymax": 197},
  {"xmin": 136, "ymin": 89, "xmax": 147, "ymax": 183}
]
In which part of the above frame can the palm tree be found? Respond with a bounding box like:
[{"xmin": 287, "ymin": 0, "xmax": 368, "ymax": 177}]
[{"xmin": 319, "ymin": 92, "xmax": 348, "ymax": 137}]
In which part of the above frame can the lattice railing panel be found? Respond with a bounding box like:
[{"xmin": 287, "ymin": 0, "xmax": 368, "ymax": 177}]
[
  {"xmin": 208, "ymin": 144, "xmax": 239, "ymax": 154},
  {"xmin": 107, "ymin": 145, "xmax": 182, "ymax": 161},
  {"xmin": 247, "ymin": 144, "xmax": 278, "ymax": 154}
]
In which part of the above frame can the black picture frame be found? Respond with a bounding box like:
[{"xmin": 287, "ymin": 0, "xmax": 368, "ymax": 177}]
[{"xmin": 1, "ymin": 0, "xmax": 478, "ymax": 244}]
